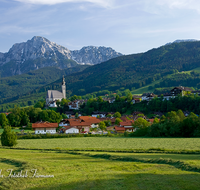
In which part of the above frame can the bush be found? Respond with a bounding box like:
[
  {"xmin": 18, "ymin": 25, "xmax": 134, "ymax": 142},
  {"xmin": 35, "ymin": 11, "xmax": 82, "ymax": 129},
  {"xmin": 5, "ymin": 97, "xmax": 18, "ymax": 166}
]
[{"xmin": 1, "ymin": 126, "xmax": 17, "ymax": 147}]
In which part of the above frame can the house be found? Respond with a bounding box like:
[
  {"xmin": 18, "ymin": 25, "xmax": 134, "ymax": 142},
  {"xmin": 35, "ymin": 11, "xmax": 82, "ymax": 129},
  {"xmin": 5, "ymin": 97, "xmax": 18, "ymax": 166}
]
[
  {"xmin": 64, "ymin": 111, "xmax": 75, "ymax": 118},
  {"xmin": 114, "ymin": 126, "xmax": 125, "ymax": 133},
  {"xmin": 59, "ymin": 116, "xmax": 101, "ymax": 133},
  {"xmin": 32, "ymin": 122, "xmax": 58, "ymax": 134},
  {"xmin": 79, "ymin": 116, "xmax": 101, "ymax": 128},
  {"xmin": 46, "ymin": 76, "xmax": 66, "ymax": 107},
  {"xmin": 142, "ymin": 93, "xmax": 154, "ymax": 101},
  {"xmin": 158, "ymin": 93, "xmax": 174, "ymax": 101},
  {"xmin": 68, "ymin": 100, "xmax": 80, "ymax": 110},
  {"xmin": 91, "ymin": 111, "xmax": 107, "ymax": 118},
  {"xmin": 63, "ymin": 126, "xmax": 79, "ymax": 134},
  {"xmin": 106, "ymin": 126, "xmax": 115, "ymax": 131},
  {"xmin": 170, "ymin": 87, "xmax": 193, "ymax": 96},
  {"xmin": 48, "ymin": 101, "xmax": 57, "ymax": 108},
  {"xmin": 120, "ymin": 120, "xmax": 135, "ymax": 132},
  {"xmin": 132, "ymin": 98, "xmax": 141, "ymax": 104},
  {"xmin": 68, "ymin": 100, "xmax": 87, "ymax": 110},
  {"xmin": 109, "ymin": 98, "xmax": 116, "ymax": 103},
  {"xmin": 191, "ymin": 90, "xmax": 200, "ymax": 96}
]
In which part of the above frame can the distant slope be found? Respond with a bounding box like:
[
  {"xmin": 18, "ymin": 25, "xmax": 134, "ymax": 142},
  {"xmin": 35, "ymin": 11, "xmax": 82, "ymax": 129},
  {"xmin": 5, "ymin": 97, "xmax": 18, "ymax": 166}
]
[
  {"xmin": 0, "ymin": 65, "xmax": 88, "ymax": 105},
  {"xmin": 1, "ymin": 40, "xmax": 200, "ymax": 109}
]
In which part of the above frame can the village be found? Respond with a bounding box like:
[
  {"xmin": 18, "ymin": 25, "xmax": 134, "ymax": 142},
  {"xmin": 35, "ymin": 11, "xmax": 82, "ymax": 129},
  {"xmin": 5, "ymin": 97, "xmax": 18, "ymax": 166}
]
[{"xmin": 32, "ymin": 77, "xmax": 197, "ymax": 135}]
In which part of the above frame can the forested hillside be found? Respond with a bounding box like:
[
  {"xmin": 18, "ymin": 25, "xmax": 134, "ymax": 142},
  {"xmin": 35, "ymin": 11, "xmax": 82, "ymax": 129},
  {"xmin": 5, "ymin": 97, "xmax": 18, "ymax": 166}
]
[
  {"xmin": 41, "ymin": 41, "xmax": 200, "ymax": 95},
  {"xmin": 0, "ymin": 65, "xmax": 88, "ymax": 105},
  {"xmin": 1, "ymin": 41, "xmax": 200, "ymax": 110}
]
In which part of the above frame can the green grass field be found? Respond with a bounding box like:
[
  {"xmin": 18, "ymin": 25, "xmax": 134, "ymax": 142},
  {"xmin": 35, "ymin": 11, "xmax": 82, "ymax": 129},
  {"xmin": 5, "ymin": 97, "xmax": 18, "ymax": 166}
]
[
  {"xmin": 0, "ymin": 137, "xmax": 200, "ymax": 189},
  {"xmin": 0, "ymin": 148, "xmax": 200, "ymax": 190},
  {"xmin": 13, "ymin": 137, "xmax": 200, "ymax": 151},
  {"xmin": 0, "ymin": 129, "xmax": 34, "ymax": 134}
]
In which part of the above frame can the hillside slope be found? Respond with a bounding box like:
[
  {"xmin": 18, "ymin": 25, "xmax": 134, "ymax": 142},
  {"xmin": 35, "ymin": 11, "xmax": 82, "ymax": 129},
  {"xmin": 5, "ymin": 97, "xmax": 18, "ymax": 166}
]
[
  {"xmin": 1, "ymin": 40, "xmax": 200, "ymax": 109},
  {"xmin": 0, "ymin": 65, "xmax": 88, "ymax": 105}
]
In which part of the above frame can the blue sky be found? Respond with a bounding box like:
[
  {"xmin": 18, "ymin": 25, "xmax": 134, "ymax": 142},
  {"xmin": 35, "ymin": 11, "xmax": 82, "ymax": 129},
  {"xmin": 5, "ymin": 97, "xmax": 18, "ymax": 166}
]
[{"xmin": 0, "ymin": 0, "xmax": 200, "ymax": 54}]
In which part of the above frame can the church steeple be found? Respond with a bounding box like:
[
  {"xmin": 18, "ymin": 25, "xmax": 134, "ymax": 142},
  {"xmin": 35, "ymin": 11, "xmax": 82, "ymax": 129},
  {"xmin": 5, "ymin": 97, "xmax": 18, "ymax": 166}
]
[{"xmin": 62, "ymin": 75, "xmax": 66, "ymax": 99}]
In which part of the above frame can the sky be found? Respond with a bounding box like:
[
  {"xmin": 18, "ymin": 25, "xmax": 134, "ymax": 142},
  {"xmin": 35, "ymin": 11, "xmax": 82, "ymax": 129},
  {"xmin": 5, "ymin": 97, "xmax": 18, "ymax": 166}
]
[{"xmin": 0, "ymin": 0, "xmax": 200, "ymax": 55}]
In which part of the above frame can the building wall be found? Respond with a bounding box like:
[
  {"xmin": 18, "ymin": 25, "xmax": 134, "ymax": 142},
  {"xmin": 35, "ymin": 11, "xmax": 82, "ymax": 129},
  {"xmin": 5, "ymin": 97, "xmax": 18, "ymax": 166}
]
[
  {"xmin": 65, "ymin": 128, "xmax": 79, "ymax": 134},
  {"xmin": 35, "ymin": 128, "xmax": 57, "ymax": 134}
]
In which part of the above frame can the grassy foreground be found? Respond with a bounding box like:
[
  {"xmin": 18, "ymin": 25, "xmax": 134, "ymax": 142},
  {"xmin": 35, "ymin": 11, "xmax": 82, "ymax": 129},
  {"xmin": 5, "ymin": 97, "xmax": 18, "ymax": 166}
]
[
  {"xmin": 0, "ymin": 148, "xmax": 200, "ymax": 190},
  {"xmin": 0, "ymin": 137, "xmax": 200, "ymax": 189},
  {"xmin": 13, "ymin": 137, "xmax": 200, "ymax": 151}
]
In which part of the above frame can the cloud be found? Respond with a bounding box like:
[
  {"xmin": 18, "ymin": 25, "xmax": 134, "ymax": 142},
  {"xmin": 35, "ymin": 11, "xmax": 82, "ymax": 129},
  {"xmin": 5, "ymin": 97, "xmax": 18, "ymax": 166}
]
[
  {"xmin": 154, "ymin": 0, "xmax": 200, "ymax": 12},
  {"xmin": 14, "ymin": 0, "xmax": 115, "ymax": 8}
]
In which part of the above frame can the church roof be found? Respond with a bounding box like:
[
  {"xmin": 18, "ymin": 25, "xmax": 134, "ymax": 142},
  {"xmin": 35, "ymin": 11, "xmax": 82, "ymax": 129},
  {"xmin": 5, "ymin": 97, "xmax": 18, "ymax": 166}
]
[{"xmin": 47, "ymin": 90, "xmax": 64, "ymax": 99}]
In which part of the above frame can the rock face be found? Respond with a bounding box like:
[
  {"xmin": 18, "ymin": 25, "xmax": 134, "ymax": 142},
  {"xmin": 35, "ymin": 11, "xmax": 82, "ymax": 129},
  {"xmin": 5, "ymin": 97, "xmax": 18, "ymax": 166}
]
[
  {"xmin": 71, "ymin": 46, "xmax": 122, "ymax": 65},
  {"xmin": 0, "ymin": 36, "xmax": 122, "ymax": 77}
]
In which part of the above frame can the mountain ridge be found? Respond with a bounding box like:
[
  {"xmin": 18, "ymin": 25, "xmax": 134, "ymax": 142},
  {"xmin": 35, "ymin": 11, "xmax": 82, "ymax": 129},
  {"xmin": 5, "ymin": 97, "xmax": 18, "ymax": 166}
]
[{"xmin": 0, "ymin": 36, "xmax": 122, "ymax": 77}]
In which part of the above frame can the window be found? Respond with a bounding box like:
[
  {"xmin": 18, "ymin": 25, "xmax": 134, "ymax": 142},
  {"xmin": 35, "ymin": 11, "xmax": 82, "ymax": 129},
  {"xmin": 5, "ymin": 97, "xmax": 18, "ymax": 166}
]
[{"xmin": 44, "ymin": 128, "xmax": 46, "ymax": 132}]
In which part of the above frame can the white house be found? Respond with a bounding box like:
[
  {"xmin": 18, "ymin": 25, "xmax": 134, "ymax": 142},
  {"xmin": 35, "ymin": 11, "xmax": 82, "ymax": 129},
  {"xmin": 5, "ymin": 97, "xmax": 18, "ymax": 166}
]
[
  {"xmin": 160, "ymin": 93, "xmax": 175, "ymax": 101},
  {"xmin": 64, "ymin": 126, "xmax": 79, "ymax": 134},
  {"xmin": 48, "ymin": 101, "xmax": 57, "ymax": 108},
  {"xmin": 68, "ymin": 100, "xmax": 80, "ymax": 110},
  {"xmin": 32, "ymin": 122, "xmax": 58, "ymax": 134},
  {"xmin": 91, "ymin": 111, "xmax": 107, "ymax": 118},
  {"xmin": 141, "ymin": 93, "xmax": 156, "ymax": 101}
]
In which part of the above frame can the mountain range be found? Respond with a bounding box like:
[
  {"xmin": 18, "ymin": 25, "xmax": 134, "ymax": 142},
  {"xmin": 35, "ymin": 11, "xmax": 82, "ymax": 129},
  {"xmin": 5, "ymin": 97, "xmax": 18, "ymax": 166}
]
[
  {"xmin": 0, "ymin": 36, "xmax": 122, "ymax": 77},
  {"xmin": 1, "ymin": 39, "xmax": 200, "ymax": 110}
]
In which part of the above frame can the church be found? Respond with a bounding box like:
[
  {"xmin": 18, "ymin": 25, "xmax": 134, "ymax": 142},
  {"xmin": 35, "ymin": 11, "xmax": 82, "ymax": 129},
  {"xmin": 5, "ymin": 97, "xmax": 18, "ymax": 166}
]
[{"xmin": 46, "ymin": 76, "xmax": 66, "ymax": 107}]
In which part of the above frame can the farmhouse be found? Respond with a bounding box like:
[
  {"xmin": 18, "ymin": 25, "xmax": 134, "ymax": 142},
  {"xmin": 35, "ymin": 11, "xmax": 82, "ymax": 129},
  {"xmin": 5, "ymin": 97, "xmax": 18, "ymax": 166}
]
[
  {"xmin": 68, "ymin": 100, "xmax": 87, "ymax": 110},
  {"xmin": 91, "ymin": 111, "xmax": 107, "ymax": 118},
  {"xmin": 32, "ymin": 122, "xmax": 58, "ymax": 134},
  {"xmin": 114, "ymin": 126, "xmax": 125, "ymax": 133},
  {"xmin": 120, "ymin": 120, "xmax": 135, "ymax": 132},
  {"xmin": 59, "ymin": 116, "xmax": 101, "ymax": 133},
  {"xmin": 63, "ymin": 126, "xmax": 79, "ymax": 134},
  {"xmin": 170, "ymin": 86, "xmax": 193, "ymax": 96},
  {"xmin": 141, "ymin": 93, "xmax": 156, "ymax": 101}
]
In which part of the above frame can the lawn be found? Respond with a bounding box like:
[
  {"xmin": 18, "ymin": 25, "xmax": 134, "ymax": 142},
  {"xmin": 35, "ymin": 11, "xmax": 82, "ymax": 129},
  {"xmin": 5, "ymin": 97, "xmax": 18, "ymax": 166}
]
[
  {"xmin": 13, "ymin": 137, "xmax": 200, "ymax": 151},
  {"xmin": 0, "ymin": 148, "xmax": 200, "ymax": 190}
]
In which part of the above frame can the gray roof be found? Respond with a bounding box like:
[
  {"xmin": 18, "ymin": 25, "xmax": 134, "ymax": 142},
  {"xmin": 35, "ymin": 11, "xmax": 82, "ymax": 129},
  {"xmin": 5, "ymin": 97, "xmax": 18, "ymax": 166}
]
[{"xmin": 47, "ymin": 90, "xmax": 64, "ymax": 99}]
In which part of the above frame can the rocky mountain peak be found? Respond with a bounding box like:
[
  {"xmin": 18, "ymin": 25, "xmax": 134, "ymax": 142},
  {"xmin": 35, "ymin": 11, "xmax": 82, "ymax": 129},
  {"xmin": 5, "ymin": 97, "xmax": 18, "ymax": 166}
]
[
  {"xmin": 71, "ymin": 46, "xmax": 122, "ymax": 65},
  {"xmin": 0, "ymin": 36, "xmax": 123, "ymax": 77}
]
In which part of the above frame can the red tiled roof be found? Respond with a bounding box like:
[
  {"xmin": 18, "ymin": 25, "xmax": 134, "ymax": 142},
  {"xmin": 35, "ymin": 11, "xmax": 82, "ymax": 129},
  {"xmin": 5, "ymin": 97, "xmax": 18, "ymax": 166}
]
[
  {"xmin": 115, "ymin": 126, "xmax": 125, "ymax": 131},
  {"xmin": 32, "ymin": 123, "xmax": 58, "ymax": 128},
  {"xmin": 64, "ymin": 126, "xmax": 78, "ymax": 130},
  {"xmin": 120, "ymin": 120, "xmax": 134, "ymax": 126}
]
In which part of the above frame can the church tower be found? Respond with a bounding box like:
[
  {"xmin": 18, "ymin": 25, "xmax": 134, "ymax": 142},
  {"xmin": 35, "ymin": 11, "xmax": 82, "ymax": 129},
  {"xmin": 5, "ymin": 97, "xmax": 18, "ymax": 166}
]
[{"xmin": 62, "ymin": 75, "xmax": 66, "ymax": 99}]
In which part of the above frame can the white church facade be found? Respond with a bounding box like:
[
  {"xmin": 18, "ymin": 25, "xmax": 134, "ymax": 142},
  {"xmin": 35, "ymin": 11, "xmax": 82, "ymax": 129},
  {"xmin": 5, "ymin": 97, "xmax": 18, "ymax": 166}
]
[{"xmin": 46, "ymin": 76, "xmax": 66, "ymax": 107}]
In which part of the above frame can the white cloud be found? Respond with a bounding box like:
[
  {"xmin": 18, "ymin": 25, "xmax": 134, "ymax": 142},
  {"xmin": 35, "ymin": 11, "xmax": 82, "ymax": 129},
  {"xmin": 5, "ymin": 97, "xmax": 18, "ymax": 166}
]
[
  {"xmin": 154, "ymin": 0, "xmax": 200, "ymax": 12},
  {"xmin": 14, "ymin": 0, "xmax": 115, "ymax": 8}
]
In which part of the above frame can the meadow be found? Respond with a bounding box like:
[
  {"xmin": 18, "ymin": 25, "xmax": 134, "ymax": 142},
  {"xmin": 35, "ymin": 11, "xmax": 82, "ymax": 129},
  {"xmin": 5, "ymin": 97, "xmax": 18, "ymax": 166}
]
[
  {"xmin": 0, "ymin": 137, "xmax": 200, "ymax": 189},
  {"xmin": 14, "ymin": 137, "xmax": 200, "ymax": 151}
]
